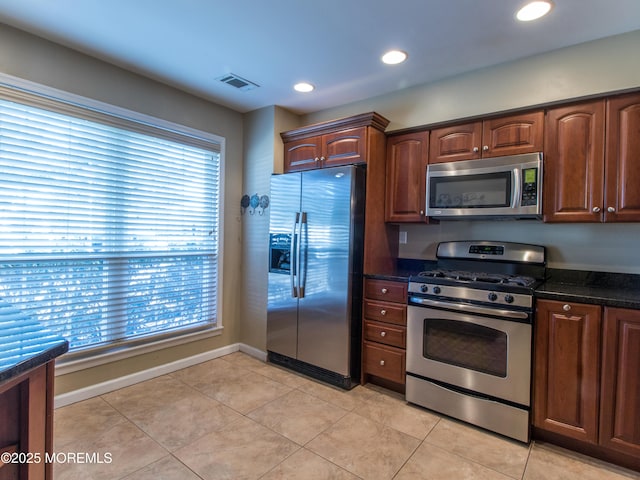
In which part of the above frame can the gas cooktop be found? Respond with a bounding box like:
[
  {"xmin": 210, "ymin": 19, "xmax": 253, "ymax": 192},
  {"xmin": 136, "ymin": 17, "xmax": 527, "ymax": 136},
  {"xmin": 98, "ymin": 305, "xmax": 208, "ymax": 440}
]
[{"xmin": 413, "ymin": 269, "xmax": 538, "ymax": 288}]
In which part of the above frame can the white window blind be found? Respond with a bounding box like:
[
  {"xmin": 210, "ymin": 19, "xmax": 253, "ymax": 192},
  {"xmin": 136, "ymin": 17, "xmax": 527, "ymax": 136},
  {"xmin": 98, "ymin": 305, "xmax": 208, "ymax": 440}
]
[{"xmin": 0, "ymin": 94, "xmax": 220, "ymax": 356}]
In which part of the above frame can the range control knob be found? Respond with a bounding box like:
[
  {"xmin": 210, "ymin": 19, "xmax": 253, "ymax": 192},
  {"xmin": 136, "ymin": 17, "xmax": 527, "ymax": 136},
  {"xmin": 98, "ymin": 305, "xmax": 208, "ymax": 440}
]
[
  {"xmin": 488, "ymin": 292, "xmax": 498, "ymax": 301},
  {"xmin": 432, "ymin": 286, "xmax": 442, "ymax": 295},
  {"xmin": 504, "ymin": 294, "xmax": 515, "ymax": 304},
  {"xmin": 420, "ymin": 284, "xmax": 428, "ymax": 293}
]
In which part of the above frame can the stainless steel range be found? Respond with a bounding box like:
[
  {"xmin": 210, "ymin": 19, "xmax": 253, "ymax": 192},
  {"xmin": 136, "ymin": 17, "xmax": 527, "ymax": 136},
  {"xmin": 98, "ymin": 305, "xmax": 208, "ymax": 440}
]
[{"xmin": 406, "ymin": 241, "xmax": 545, "ymax": 443}]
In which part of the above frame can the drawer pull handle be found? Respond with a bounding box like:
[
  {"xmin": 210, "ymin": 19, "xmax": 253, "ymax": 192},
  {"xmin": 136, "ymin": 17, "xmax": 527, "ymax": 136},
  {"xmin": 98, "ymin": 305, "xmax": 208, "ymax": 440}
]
[
  {"xmin": 381, "ymin": 288, "xmax": 388, "ymax": 294},
  {"xmin": 380, "ymin": 331, "xmax": 387, "ymax": 337},
  {"xmin": 380, "ymin": 309, "xmax": 387, "ymax": 316},
  {"xmin": 563, "ymin": 304, "xmax": 571, "ymax": 311},
  {"xmin": 379, "ymin": 360, "xmax": 385, "ymax": 366}
]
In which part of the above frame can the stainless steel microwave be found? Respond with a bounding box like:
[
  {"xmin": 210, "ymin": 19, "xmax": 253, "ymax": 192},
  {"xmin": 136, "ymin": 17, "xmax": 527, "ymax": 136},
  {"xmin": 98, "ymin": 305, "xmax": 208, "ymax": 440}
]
[{"xmin": 425, "ymin": 152, "xmax": 543, "ymax": 219}]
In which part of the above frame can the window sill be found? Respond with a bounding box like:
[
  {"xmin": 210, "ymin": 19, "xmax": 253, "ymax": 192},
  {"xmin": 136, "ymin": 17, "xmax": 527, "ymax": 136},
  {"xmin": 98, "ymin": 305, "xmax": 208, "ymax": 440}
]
[{"xmin": 54, "ymin": 326, "xmax": 224, "ymax": 376}]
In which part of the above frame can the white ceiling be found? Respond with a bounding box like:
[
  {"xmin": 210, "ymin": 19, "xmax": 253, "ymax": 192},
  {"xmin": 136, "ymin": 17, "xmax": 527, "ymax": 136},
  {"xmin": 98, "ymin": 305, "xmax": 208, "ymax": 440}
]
[{"xmin": 0, "ymin": 1, "xmax": 639, "ymax": 114}]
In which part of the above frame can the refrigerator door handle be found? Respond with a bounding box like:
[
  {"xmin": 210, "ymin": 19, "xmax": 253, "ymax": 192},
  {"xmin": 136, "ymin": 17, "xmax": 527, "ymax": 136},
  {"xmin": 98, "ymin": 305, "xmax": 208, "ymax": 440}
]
[
  {"xmin": 290, "ymin": 212, "xmax": 299, "ymax": 298},
  {"xmin": 299, "ymin": 211, "xmax": 308, "ymax": 298}
]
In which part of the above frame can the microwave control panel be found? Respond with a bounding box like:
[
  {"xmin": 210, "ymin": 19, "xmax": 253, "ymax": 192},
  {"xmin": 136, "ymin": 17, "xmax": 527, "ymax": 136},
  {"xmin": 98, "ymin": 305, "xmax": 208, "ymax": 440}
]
[{"xmin": 520, "ymin": 168, "xmax": 539, "ymax": 206}]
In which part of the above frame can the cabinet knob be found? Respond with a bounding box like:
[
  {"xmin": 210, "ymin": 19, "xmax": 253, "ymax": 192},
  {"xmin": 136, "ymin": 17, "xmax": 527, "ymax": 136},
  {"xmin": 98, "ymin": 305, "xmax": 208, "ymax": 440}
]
[
  {"xmin": 607, "ymin": 206, "xmax": 616, "ymax": 213},
  {"xmin": 381, "ymin": 288, "xmax": 388, "ymax": 294},
  {"xmin": 592, "ymin": 206, "xmax": 601, "ymax": 213},
  {"xmin": 380, "ymin": 331, "xmax": 387, "ymax": 337},
  {"xmin": 563, "ymin": 304, "xmax": 571, "ymax": 312},
  {"xmin": 320, "ymin": 156, "xmax": 326, "ymax": 162},
  {"xmin": 483, "ymin": 145, "xmax": 489, "ymax": 151},
  {"xmin": 379, "ymin": 360, "xmax": 385, "ymax": 366},
  {"xmin": 380, "ymin": 309, "xmax": 387, "ymax": 316},
  {"xmin": 473, "ymin": 147, "xmax": 479, "ymax": 153},
  {"xmin": 314, "ymin": 157, "xmax": 320, "ymax": 163}
]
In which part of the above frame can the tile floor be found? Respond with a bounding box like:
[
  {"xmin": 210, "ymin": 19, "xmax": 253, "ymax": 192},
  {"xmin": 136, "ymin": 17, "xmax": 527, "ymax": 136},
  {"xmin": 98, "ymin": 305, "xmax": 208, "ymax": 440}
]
[{"xmin": 53, "ymin": 352, "xmax": 640, "ymax": 480}]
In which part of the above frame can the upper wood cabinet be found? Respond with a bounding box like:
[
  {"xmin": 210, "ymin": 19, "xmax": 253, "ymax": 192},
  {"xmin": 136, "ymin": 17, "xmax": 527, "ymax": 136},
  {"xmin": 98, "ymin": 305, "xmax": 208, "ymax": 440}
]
[
  {"xmin": 283, "ymin": 127, "xmax": 366, "ymax": 172},
  {"xmin": 281, "ymin": 112, "xmax": 390, "ymax": 172},
  {"xmin": 543, "ymin": 100, "xmax": 605, "ymax": 222},
  {"xmin": 544, "ymin": 92, "xmax": 640, "ymax": 223},
  {"xmin": 429, "ymin": 111, "xmax": 544, "ymax": 163},
  {"xmin": 385, "ymin": 131, "xmax": 430, "ymax": 222},
  {"xmin": 605, "ymin": 93, "xmax": 640, "ymax": 221}
]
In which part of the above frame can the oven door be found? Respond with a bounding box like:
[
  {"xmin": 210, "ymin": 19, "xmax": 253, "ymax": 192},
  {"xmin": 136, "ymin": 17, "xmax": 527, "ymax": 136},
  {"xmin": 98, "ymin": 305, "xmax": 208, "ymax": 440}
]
[{"xmin": 407, "ymin": 302, "xmax": 531, "ymax": 406}]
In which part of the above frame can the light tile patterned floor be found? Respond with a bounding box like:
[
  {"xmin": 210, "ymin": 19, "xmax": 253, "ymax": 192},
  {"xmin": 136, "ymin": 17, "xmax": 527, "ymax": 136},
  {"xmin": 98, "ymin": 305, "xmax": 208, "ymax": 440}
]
[{"xmin": 53, "ymin": 352, "xmax": 640, "ymax": 480}]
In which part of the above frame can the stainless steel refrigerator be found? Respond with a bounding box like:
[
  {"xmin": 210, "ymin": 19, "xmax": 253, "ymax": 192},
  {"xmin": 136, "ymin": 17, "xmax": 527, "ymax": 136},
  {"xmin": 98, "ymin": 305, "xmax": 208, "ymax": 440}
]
[{"xmin": 267, "ymin": 165, "xmax": 365, "ymax": 389}]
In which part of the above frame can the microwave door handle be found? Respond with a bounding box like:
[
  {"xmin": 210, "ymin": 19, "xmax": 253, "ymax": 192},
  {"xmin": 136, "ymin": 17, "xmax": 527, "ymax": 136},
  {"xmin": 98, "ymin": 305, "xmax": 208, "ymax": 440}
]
[{"xmin": 511, "ymin": 168, "xmax": 521, "ymax": 208}]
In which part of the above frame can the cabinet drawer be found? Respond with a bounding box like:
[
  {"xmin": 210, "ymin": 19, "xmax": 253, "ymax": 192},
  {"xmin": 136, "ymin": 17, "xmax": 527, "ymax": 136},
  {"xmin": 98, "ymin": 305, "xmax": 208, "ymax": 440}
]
[
  {"xmin": 364, "ymin": 300, "xmax": 406, "ymax": 325},
  {"xmin": 364, "ymin": 279, "xmax": 407, "ymax": 303},
  {"xmin": 363, "ymin": 342, "xmax": 405, "ymax": 384},
  {"xmin": 364, "ymin": 320, "xmax": 406, "ymax": 348}
]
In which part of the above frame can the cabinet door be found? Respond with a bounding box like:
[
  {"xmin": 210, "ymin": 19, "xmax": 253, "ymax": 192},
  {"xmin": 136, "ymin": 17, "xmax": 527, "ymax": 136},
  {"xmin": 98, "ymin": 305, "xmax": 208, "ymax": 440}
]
[
  {"xmin": 284, "ymin": 137, "xmax": 322, "ymax": 172},
  {"xmin": 322, "ymin": 127, "xmax": 366, "ymax": 168},
  {"xmin": 385, "ymin": 131, "xmax": 429, "ymax": 222},
  {"xmin": 605, "ymin": 93, "xmax": 640, "ymax": 222},
  {"xmin": 543, "ymin": 101, "xmax": 606, "ymax": 222},
  {"xmin": 533, "ymin": 299, "xmax": 601, "ymax": 443},
  {"xmin": 429, "ymin": 122, "xmax": 482, "ymax": 163},
  {"xmin": 600, "ymin": 307, "xmax": 640, "ymax": 457},
  {"xmin": 482, "ymin": 111, "xmax": 544, "ymax": 158}
]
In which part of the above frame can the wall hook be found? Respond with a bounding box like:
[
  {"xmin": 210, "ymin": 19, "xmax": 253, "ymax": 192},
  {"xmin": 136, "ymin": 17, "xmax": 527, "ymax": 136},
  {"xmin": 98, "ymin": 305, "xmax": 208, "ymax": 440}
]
[{"xmin": 240, "ymin": 194, "xmax": 250, "ymax": 215}]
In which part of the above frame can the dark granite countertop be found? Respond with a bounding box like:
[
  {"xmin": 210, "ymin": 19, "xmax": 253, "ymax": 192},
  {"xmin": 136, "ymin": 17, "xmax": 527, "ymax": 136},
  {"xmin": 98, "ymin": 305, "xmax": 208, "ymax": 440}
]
[
  {"xmin": 364, "ymin": 258, "xmax": 437, "ymax": 282},
  {"xmin": 365, "ymin": 261, "xmax": 640, "ymax": 310},
  {"xmin": 536, "ymin": 269, "xmax": 640, "ymax": 309},
  {"xmin": 0, "ymin": 300, "xmax": 69, "ymax": 384}
]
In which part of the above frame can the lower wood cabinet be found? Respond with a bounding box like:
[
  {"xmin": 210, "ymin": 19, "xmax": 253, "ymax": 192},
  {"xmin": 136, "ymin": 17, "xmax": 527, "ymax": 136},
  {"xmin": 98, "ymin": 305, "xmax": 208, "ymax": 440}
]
[
  {"xmin": 363, "ymin": 342, "xmax": 405, "ymax": 384},
  {"xmin": 0, "ymin": 362, "xmax": 55, "ymax": 480},
  {"xmin": 534, "ymin": 299, "xmax": 640, "ymax": 468},
  {"xmin": 361, "ymin": 278, "xmax": 407, "ymax": 391},
  {"xmin": 533, "ymin": 299, "xmax": 601, "ymax": 442},
  {"xmin": 600, "ymin": 307, "xmax": 640, "ymax": 458}
]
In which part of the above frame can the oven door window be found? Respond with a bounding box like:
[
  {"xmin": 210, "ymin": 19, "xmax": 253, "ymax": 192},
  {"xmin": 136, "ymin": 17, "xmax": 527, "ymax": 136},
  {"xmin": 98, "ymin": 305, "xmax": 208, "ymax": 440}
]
[
  {"xmin": 429, "ymin": 172, "xmax": 511, "ymax": 208},
  {"xmin": 423, "ymin": 319, "xmax": 507, "ymax": 377}
]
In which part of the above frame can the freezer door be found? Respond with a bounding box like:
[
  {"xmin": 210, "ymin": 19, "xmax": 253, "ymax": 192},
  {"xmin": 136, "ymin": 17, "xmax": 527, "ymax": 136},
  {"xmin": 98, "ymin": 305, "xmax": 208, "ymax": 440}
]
[
  {"xmin": 296, "ymin": 166, "xmax": 362, "ymax": 375},
  {"xmin": 267, "ymin": 172, "xmax": 301, "ymax": 359}
]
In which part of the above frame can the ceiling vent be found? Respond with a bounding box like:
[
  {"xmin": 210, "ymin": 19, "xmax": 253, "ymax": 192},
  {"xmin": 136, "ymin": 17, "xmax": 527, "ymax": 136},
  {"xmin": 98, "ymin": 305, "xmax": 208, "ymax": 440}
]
[{"xmin": 216, "ymin": 73, "xmax": 259, "ymax": 91}]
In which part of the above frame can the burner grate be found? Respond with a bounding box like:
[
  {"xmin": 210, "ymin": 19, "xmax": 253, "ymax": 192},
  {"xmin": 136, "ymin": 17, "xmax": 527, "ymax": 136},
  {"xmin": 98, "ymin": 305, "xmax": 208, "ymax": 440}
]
[{"xmin": 415, "ymin": 269, "xmax": 536, "ymax": 288}]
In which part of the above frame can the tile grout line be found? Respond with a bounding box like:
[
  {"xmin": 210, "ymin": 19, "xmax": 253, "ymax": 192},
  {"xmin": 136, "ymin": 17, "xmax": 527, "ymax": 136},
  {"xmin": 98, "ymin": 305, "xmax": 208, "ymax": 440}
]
[{"xmin": 520, "ymin": 439, "xmax": 535, "ymax": 479}]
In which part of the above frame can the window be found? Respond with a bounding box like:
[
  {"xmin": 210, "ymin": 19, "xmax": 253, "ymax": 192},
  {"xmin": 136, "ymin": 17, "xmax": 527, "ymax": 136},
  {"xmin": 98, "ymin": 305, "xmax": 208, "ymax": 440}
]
[{"xmin": 0, "ymin": 87, "xmax": 221, "ymax": 357}]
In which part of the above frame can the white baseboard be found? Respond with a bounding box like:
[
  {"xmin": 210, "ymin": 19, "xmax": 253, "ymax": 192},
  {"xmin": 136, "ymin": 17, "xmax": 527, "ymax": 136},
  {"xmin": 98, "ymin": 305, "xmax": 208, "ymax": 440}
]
[
  {"xmin": 54, "ymin": 343, "xmax": 267, "ymax": 408},
  {"xmin": 239, "ymin": 342, "xmax": 268, "ymax": 361}
]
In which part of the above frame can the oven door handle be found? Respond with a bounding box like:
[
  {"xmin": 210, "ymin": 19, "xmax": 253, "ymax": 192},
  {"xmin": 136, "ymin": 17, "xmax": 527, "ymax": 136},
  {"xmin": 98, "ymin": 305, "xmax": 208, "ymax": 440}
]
[{"xmin": 409, "ymin": 296, "xmax": 530, "ymax": 320}]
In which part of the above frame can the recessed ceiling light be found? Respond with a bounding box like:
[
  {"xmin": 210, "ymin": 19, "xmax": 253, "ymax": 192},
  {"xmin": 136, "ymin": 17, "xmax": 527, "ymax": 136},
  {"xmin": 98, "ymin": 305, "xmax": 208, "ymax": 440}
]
[
  {"xmin": 516, "ymin": 1, "xmax": 553, "ymax": 21},
  {"xmin": 381, "ymin": 50, "xmax": 408, "ymax": 65},
  {"xmin": 294, "ymin": 82, "xmax": 315, "ymax": 93}
]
